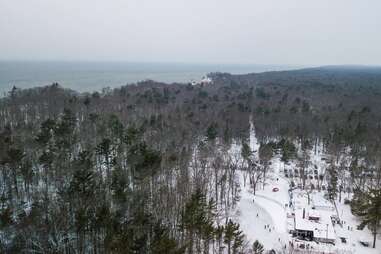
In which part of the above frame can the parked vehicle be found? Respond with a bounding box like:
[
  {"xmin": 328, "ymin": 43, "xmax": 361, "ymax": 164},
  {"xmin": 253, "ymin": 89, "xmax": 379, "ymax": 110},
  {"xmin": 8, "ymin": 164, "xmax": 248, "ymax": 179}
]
[{"xmin": 359, "ymin": 240, "xmax": 370, "ymax": 247}]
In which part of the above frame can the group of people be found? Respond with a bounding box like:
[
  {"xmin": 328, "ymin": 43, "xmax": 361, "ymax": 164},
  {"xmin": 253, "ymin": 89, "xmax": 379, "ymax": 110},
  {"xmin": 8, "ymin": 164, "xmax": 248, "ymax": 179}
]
[
  {"xmin": 264, "ymin": 224, "xmax": 274, "ymax": 232},
  {"xmin": 253, "ymin": 202, "xmax": 275, "ymax": 233}
]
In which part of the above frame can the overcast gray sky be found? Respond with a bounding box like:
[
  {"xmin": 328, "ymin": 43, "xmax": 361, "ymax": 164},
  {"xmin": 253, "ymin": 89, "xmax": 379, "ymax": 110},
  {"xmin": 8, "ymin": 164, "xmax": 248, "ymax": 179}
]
[{"xmin": 1, "ymin": 0, "xmax": 380, "ymax": 65}]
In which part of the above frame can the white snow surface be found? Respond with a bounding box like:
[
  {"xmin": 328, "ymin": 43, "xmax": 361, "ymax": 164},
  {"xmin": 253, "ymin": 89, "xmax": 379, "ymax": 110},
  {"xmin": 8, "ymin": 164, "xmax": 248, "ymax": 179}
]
[{"xmin": 227, "ymin": 121, "xmax": 381, "ymax": 253}]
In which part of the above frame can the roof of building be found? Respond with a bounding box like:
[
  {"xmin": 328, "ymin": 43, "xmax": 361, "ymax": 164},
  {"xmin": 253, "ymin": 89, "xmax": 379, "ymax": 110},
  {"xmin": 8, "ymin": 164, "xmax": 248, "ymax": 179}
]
[
  {"xmin": 312, "ymin": 194, "xmax": 334, "ymax": 209},
  {"xmin": 294, "ymin": 209, "xmax": 336, "ymax": 241},
  {"xmin": 313, "ymin": 225, "xmax": 336, "ymax": 240},
  {"xmin": 295, "ymin": 209, "xmax": 315, "ymax": 231},
  {"xmin": 308, "ymin": 210, "xmax": 320, "ymax": 218}
]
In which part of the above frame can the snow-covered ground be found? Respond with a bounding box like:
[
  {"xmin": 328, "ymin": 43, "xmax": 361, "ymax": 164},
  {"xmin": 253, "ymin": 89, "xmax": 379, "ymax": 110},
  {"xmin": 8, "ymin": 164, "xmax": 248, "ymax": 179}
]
[
  {"xmin": 335, "ymin": 197, "xmax": 380, "ymax": 254},
  {"xmin": 229, "ymin": 122, "xmax": 381, "ymax": 254},
  {"xmin": 234, "ymin": 170, "xmax": 289, "ymax": 251}
]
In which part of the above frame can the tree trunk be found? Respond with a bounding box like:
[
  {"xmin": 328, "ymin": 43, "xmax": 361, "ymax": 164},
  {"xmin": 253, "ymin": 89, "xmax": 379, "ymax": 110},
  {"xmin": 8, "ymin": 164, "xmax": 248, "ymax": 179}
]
[
  {"xmin": 13, "ymin": 170, "xmax": 18, "ymax": 198},
  {"xmin": 373, "ymin": 231, "xmax": 377, "ymax": 248},
  {"xmin": 203, "ymin": 239, "xmax": 210, "ymax": 254},
  {"xmin": 339, "ymin": 189, "xmax": 342, "ymax": 203},
  {"xmin": 215, "ymin": 169, "xmax": 218, "ymax": 205},
  {"xmin": 262, "ymin": 165, "xmax": 267, "ymax": 190},
  {"xmin": 188, "ymin": 230, "xmax": 194, "ymax": 254}
]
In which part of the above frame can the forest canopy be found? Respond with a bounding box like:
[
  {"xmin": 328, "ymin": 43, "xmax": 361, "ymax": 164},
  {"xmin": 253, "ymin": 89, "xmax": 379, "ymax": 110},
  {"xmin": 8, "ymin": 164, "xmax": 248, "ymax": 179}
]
[{"xmin": 1, "ymin": 66, "xmax": 381, "ymax": 253}]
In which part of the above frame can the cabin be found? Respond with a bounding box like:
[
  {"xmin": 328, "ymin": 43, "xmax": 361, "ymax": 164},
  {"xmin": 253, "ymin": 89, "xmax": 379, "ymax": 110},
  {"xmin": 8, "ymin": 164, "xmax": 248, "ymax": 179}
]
[
  {"xmin": 293, "ymin": 209, "xmax": 336, "ymax": 244},
  {"xmin": 294, "ymin": 209, "xmax": 314, "ymax": 240},
  {"xmin": 314, "ymin": 227, "xmax": 336, "ymax": 244}
]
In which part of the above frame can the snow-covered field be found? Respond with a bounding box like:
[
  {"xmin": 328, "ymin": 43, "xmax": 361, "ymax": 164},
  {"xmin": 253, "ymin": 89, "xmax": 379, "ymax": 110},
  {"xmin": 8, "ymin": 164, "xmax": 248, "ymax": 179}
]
[
  {"xmin": 234, "ymin": 170, "xmax": 289, "ymax": 251},
  {"xmin": 229, "ymin": 122, "xmax": 381, "ymax": 254}
]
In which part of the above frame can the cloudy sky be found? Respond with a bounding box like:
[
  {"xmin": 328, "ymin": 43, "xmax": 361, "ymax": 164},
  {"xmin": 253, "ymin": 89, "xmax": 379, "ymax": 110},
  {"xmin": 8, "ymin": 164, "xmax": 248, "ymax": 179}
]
[{"xmin": 0, "ymin": 0, "xmax": 380, "ymax": 65}]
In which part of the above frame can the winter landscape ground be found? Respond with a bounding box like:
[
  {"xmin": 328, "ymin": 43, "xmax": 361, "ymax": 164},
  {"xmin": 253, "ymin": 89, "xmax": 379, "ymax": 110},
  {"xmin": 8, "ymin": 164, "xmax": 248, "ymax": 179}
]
[
  {"xmin": 2, "ymin": 1, "xmax": 381, "ymax": 253},
  {"xmin": 1, "ymin": 67, "xmax": 381, "ymax": 253},
  {"xmin": 224, "ymin": 123, "xmax": 381, "ymax": 254}
]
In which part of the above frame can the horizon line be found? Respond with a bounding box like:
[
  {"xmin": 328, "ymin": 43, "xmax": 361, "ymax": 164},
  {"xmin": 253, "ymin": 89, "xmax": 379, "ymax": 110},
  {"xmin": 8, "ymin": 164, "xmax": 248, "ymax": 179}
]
[{"xmin": 1, "ymin": 59, "xmax": 381, "ymax": 68}]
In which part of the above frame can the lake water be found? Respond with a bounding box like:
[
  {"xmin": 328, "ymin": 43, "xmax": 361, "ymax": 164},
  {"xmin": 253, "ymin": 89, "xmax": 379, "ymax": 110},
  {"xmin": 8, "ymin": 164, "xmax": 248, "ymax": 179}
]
[{"xmin": 0, "ymin": 61, "xmax": 299, "ymax": 95}]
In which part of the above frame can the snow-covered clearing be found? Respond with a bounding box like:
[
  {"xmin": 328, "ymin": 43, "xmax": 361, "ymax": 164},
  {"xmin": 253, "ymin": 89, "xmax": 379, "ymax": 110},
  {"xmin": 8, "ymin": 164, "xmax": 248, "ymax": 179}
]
[
  {"xmin": 228, "ymin": 121, "xmax": 381, "ymax": 253},
  {"xmin": 234, "ymin": 170, "xmax": 289, "ymax": 250}
]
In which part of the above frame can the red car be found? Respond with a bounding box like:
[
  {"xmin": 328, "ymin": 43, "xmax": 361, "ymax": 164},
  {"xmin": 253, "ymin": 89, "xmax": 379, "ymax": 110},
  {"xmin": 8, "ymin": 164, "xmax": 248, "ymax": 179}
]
[{"xmin": 272, "ymin": 187, "xmax": 279, "ymax": 192}]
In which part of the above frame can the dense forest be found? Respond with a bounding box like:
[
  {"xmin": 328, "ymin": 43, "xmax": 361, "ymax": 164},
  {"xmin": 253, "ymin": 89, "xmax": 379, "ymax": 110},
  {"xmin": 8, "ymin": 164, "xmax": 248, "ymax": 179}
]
[{"xmin": 0, "ymin": 66, "xmax": 381, "ymax": 253}]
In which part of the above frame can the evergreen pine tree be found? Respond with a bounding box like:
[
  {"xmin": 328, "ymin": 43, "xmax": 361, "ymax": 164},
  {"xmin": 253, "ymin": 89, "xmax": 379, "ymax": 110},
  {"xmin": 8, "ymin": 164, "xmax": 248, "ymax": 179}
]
[
  {"xmin": 224, "ymin": 219, "xmax": 245, "ymax": 254},
  {"xmin": 252, "ymin": 240, "xmax": 264, "ymax": 254},
  {"xmin": 351, "ymin": 187, "xmax": 381, "ymax": 248}
]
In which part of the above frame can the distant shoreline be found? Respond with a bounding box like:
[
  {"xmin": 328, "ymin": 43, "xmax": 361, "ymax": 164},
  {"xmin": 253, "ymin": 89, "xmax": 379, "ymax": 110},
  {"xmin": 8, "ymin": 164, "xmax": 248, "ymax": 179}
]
[{"xmin": 0, "ymin": 61, "xmax": 302, "ymax": 95}]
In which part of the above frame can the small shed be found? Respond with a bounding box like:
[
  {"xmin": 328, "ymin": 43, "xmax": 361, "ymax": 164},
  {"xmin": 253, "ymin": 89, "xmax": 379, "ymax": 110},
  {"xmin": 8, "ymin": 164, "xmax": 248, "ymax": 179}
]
[
  {"xmin": 294, "ymin": 209, "xmax": 314, "ymax": 240},
  {"xmin": 308, "ymin": 210, "xmax": 320, "ymax": 221},
  {"xmin": 294, "ymin": 209, "xmax": 336, "ymax": 244}
]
